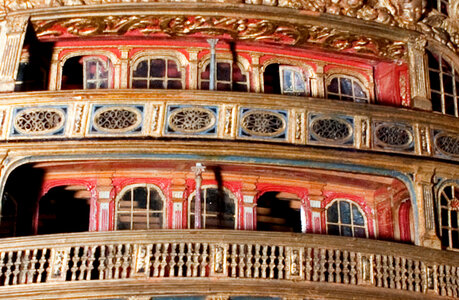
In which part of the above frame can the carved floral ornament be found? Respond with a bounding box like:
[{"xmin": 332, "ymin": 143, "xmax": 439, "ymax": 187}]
[{"xmin": 32, "ymin": 15, "xmax": 406, "ymax": 59}]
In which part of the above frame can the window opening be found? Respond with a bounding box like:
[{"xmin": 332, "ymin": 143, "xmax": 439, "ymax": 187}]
[
  {"xmin": 37, "ymin": 185, "xmax": 90, "ymax": 234},
  {"xmin": 200, "ymin": 62, "xmax": 248, "ymax": 92},
  {"xmin": 326, "ymin": 199, "xmax": 367, "ymax": 238},
  {"xmin": 256, "ymin": 191, "xmax": 302, "ymax": 232},
  {"xmin": 427, "ymin": 50, "xmax": 459, "ymax": 117},
  {"xmin": 188, "ymin": 187, "xmax": 236, "ymax": 229},
  {"xmin": 132, "ymin": 58, "xmax": 183, "ymax": 89},
  {"xmin": 438, "ymin": 184, "xmax": 459, "ymax": 250},
  {"xmin": 263, "ymin": 64, "xmax": 281, "ymax": 94},
  {"xmin": 326, "ymin": 76, "xmax": 369, "ymax": 103},
  {"xmin": 116, "ymin": 184, "xmax": 165, "ymax": 230},
  {"xmin": 431, "ymin": 0, "xmax": 449, "ymax": 14}
]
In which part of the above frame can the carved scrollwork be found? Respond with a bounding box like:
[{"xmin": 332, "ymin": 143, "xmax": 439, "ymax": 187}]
[
  {"xmin": 374, "ymin": 122, "xmax": 414, "ymax": 150},
  {"xmin": 168, "ymin": 106, "xmax": 216, "ymax": 133},
  {"xmin": 13, "ymin": 108, "xmax": 65, "ymax": 135},
  {"xmin": 32, "ymin": 16, "xmax": 405, "ymax": 59},
  {"xmin": 310, "ymin": 116, "xmax": 353, "ymax": 144},
  {"xmin": 93, "ymin": 106, "xmax": 142, "ymax": 133},
  {"xmin": 434, "ymin": 132, "xmax": 459, "ymax": 157},
  {"xmin": 241, "ymin": 109, "xmax": 286, "ymax": 137}
]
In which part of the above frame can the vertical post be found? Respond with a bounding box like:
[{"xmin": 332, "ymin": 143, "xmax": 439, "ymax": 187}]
[
  {"xmin": 407, "ymin": 36, "xmax": 431, "ymax": 111},
  {"xmin": 207, "ymin": 39, "xmax": 219, "ymax": 91},
  {"xmin": 192, "ymin": 163, "xmax": 206, "ymax": 229}
]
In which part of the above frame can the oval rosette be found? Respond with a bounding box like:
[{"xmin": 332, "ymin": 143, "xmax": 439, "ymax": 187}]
[
  {"xmin": 241, "ymin": 110, "xmax": 286, "ymax": 137},
  {"xmin": 93, "ymin": 106, "xmax": 142, "ymax": 133},
  {"xmin": 168, "ymin": 106, "xmax": 216, "ymax": 133},
  {"xmin": 14, "ymin": 108, "xmax": 65, "ymax": 135}
]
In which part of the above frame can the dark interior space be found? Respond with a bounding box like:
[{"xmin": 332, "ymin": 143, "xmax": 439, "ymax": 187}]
[
  {"xmin": 256, "ymin": 191, "xmax": 301, "ymax": 232},
  {"xmin": 61, "ymin": 56, "xmax": 84, "ymax": 90},
  {"xmin": 263, "ymin": 64, "xmax": 281, "ymax": 94}
]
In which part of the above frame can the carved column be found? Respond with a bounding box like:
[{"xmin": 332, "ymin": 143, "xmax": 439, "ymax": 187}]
[
  {"xmin": 241, "ymin": 178, "xmax": 258, "ymax": 230},
  {"xmin": 188, "ymin": 48, "xmax": 200, "ymax": 90},
  {"xmin": 96, "ymin": 177, "xmax": 114, "ymax": 231},
  {"xmin": 407, "ymin": 36, "xmax": 431, "ymax": 111},
  {"xmin": 309, "ymin": 183, "xmax": 326, "ymax": 234},
  {"xmin": 171, "ymin": 176, "xmax": 186, "ymax": 229},
  {"xmin": 0, "ymin": 16, "xmax": 28, "ymax": 92},
  {"xmin": 414, "ymin": 169, "xmax": 441, "ymax": 248},
  {"xmin": 250, "ymin": 53, "xmax": 262, "ymax": 92},
  {"xmin": 312, "ymin": 64, "xmax": 325, "ymax": 98}
]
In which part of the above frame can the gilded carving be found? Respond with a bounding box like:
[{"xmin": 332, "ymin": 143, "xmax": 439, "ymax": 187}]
[
  {"xmin": 33, "ymin": 16, "xmax": 405, "ymax": 59},
  {"xmin": 419, "ymin": 5, "xmax": 459, "ymax": 52},
  {"xmin": 210, "ymin": 244, "xmax": 228, "ymax": 277},
  {"xmin": 151, "ymin": 105, "xmax": 159, "ymax": 132},
  {"xmin": 224, "ymin": 106, "xmax": 233, "ymax": 135},
  {"xmin": 49, "ymin": 248, "xmax": 69, "ymax": 281},
  {"xmin": 73, "ymin": 104, "xmax": 85, "ymax": 134}
]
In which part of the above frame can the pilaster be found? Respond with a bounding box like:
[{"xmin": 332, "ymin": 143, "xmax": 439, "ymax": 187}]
[
  {"xmin": 0, "ymin": 16, "xmax": 28, "ymax": 92},
  {"xmin": 407, "ymin": 36, "xmax": 432, "ymax": 111}
]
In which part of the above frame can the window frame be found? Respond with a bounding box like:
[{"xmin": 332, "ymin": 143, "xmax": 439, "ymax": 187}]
[
  {"xmin": 437, "ymin": 183, "xmax": 459, "ymax": 251},
  {"xmin": 82, "ymin": 56, "xmax": 112, "ymax": 90},
  {"xmin": 427, "ymin": 49, "xmax": 459, "ymax": 117},
  {"xmin": 198, "ymin": 59, "xmax": 250, "ymax": 92},
  {"xmin": 187, "ymin": 185, "xmax": 238, "ymax": 229},
  {"xmin": 130, "ymin": 56, "xmax": 185, "ymax": 90},
  {"xmin": 279, "ymin": 65, "xmax": 309, "ymax": 96},
  {"xmin": 325, "ymin": 198, "xmax": 368, "ymax": 238},
  {"xmin": 115, "ymin": 183, "xmax": 167, "ymax": 230},
  {"xmin": 325, "ymin": 74, "xmax": 370, "ymax": 103}
]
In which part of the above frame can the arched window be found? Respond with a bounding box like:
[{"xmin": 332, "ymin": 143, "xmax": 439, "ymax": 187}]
[
  {"xmin": 131, "ymin": 57, "xmax": 183, "ymax": 89},
  {"xmin": 188, "ymin": 186, "xmax": 236, "ymax": 229},
  {"xmin": 200, "ymin": 61, "xmax": 248, "ymax": 92},
  {"xmin": 326, "ymin": 199, "xmax": 367, "ymax": 238},
  {"xmin": 115, "ymin": 184, "xmax": 166, "ymax": 230},
  {"xmin": 61, "ymin": 56, "xmax": 112, "ymax": 90},
  {"xmin": 263, "ymin": 64, "xmax": 309, "ymax": 96},
  {"xmin": 437, "ymin": 184, "xmax": 459, "ymax": 250},
  {"xmin": 326, "ymin": 76, "xmax": 369, "ymax": 103},
  {"xmin": 430, "ymin": 0, "xmax": 449, "ymax": 15},
  {"xmin": 427, "ymin": 50, "xmax": 459, "ymax": 117}
]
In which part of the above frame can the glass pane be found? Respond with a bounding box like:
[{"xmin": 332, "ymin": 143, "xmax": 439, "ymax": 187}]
[
  {"xmin": 217, "ymin": 83, "xmax": 231, "ymax": 91},
  {"xmin": 117, "ymin": 213, "xmax": 131, "ymax": 230},
  {"xmin": 132, "ymin": 80, "xmax": 148, "ymax": 89},
  {"xmin": 217, "ymin": 63, "xmax": 231, "ymax": 81},
  {"xmin": 354, "ymin": 227, "xmax": 366, "ymax": 238},
  {"xmin": 149, "ymin": 212, "xmax": 163, "ymax": 229},
  {"xmin": 441, "ymin": 208, "xmax": 449, "ymax": 226},
  {"xmin": 86, "ymin": 82, "xmax": 97, "ymax": 89},
  {"xmin": 294, "ymin": 71, "xmax": 305, "ymax": 92},
  {"xmin": 327, "ymin": 202, "xmax": 338, "ymax": 223},
  {"xmin": 122, "ymin": 190, "xmax": 131, "ymax": 201},
  {"xmin": 133, "ymin": 187, "xmax": 147, "ymax": 209},
  {"xmin": 167, "ymin": 60, "xmax": 181, "ymax": 78},
  {"xmin": 234, "ymin": 83, "xmax": 247, "ymax": 92},
  {"xmin": 339, "ymin": 201, "xmax": 351, "ymax": 224},
  {"xmin": 431, "ymin": 91, "xmax": 442, "ymax": 112},
  {"xmin": 452, "ymin": 230, "xmax": 459, "ymax": 249},
  {"xmin": 443, "ymin": 74, "xmax": 453, "ymax": 94},
  {"xmin": 167, "ymin": 80, "xmax": 182, "ymax": 89},
  {"xmin": 232, "ymin": 65, "xmax": 244, "ymax": 82},
  {"xmin": 352, "ymin": 204, "xmax": 365, "ymax": 225},
  {"xmin": 441, "ymin": 228, "xmax": 450, "ymax": 247},
  {"xmin": 205, "ymin": 188, "xmax": 220, "ymax": 213},
  {"xmin": 441, "ymin": 58, "xmax": 452, "ymax": 74},
  {"xmin": 353, "ymin": 83, "xmax": 367, "ymax": 98},
  {"xmin": 427, "ymin": 51, "xmax": 439, "ymax": 70},
  {"xmin": 342, "ymin": 96, "xmax": 354, "ymax": 102},
  {"xmin": 283, "ymin": 69, "xmax": 293, "ymax": 92},
  {"xmin": 86, "ymin": 61, "xmax": 98, "ymax": 80},
  {"xmin": 340, "ymin": 78, "xmax": 353, "ymax": 95},
  {"xmin": 328, "ymin": 93, "xmax": 340, "ymax": 100},
  {"xmin": 445, "ymin": 95, "xmax": 456, "ymax": 116},
  {"xmin": 328, "ymin": 224, "xmax": 339, "ymax": 236},
  {"xmin": 150, "ymin": 80, "xmax": 164, "ymax": 89},
  {"xmin": 149, "ymin": 189, "xmax": 163, "ymax": 211},
  {"xmin": 201, "ymin": 81, "xmax": 209, "ymax": 90},
  {"xmin": 201, "ymin": 65, "xmax": 210, "ymax": 80},
  {"xmin": 451, "ymin": 210, "xmax": 458, "ymax": 229},
  {"xmin": 341, "ymin": 226, "xmax": 352, "ymax": 237},
  {"xmin": 98, "ymin": 80, "xmax": 108, "ymax": 89},
  {"xmin": 328, "ymin": 78, "xmax": 339, "ymax": 93},
  {"xmin": 429, "ymin": 71, "xmax": 441, "ymax": 91},
  {"xmin": 133, "ymin": 60, "xmax": 148, "ymax": 77},
  {"xmin": 150, "ymin": 59, "xmax": 165, "ymax": 77}
]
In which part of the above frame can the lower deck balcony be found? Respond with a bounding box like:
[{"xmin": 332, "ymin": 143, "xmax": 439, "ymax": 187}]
[{"xmin": 0, "ymin": 230, "xmax": 457, "ymax": 299}]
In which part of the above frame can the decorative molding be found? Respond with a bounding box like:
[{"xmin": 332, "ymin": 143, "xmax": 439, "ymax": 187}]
[{"xmin": 32, "ymin": 16, "xmax": 406, "ymax": 60}]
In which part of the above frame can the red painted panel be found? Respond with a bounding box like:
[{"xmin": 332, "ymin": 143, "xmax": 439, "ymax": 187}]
[
  {"xmin": 399, "ymin": 200, "xmax": 412, "ymax": 242},
  {"xmin": 376, "ymin": 200, "xmax": 394, "ymax": 240},
  {"xmin": 374, "ymin": 61, "xmax": 410, "ymax": 107}
]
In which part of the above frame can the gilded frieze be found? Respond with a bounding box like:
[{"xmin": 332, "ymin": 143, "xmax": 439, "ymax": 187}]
[{"xmin": 33, "ymin": 16, "xmax": 406, "ymax": 59}]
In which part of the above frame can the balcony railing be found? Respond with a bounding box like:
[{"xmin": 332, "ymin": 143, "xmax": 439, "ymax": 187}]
[
  {"xmin": 0, "ymin": 90, "xmax": 458, "ymax": 162},
  {"xmin": 0, "ymin": 230, "xmax": 458, "ymax": 299}
]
